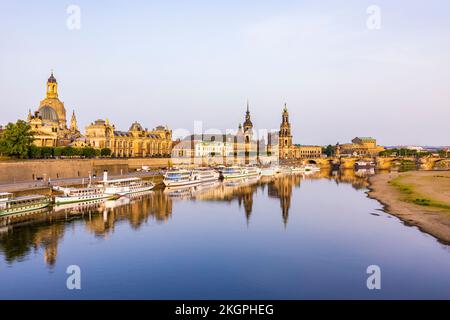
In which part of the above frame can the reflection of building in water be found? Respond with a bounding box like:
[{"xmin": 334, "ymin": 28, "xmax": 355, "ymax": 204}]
[
  {"xmin": 0, "ymin": 219, "xmax": 66, "ymax": 268},
  {"xmin": 195, "ymin": 179, "xmax": 259, "ymax": 224},
  {"xmin": 84, "ymin": 192, "xmax": 173, "ymax": 236},
  {"xmin": 331, "ymin": 169, "xmax": 371, "ymax": 190},
  {"xmin": 268, "ymin": 174, "xmax": 301, "ymax": 226},
  {"xmin": 238, "ymin": 189, "xmax": 254, "ymax": 225},
  {"xmin": 32, "ymin": 224, "xmax": 66, "ymax": 266},
  {"xmin": 0, "ymin": 192, "xmax": 173, "ymax": 267}
]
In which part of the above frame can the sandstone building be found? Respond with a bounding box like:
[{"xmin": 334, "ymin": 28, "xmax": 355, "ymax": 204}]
[
  {"xmin": 337, "ymin": 137, "xmax": 385, "ymax": 156},
  {"xmin": 277, "ymin": 104, "xmax": 322, "ymax": 160},
  {"xmin": 27, "ymin": 72, "xmax": 80, "ymax": 147},
  {"xmin": 84, "ymin": 120, "xmax": 172, "ymax": 157}
]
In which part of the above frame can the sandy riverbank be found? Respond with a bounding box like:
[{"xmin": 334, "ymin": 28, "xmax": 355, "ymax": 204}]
[{"xmin": 368, "ymin": 171, "xmax": 450, "ymax": 244}]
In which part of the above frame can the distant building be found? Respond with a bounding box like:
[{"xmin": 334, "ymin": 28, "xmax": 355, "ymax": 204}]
[
  {"xmin": 172, "ymin": 134, "xmax": 236, "ymax": 160},
  {"xmin": 276, "ymin": 104, "xmax": 322, "ymax": 160},
  {"xmin": 293, "ymin": 145, "xmax": 322, "ymax": 159},
  {"xmin": 171, "ymin": 103, "xmax": 265, "ymax": 164},
  {"xmin": 339, "ymin": 137, "xmax": 385, "ymax": 156},
  {"xmin": 406, "ymin": 146, "xmax": 425, "ymax": 152}
]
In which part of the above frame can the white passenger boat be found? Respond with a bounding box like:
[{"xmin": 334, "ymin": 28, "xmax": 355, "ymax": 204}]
[
  {"xmin": 303, "ymin": 164, "xmax": 320, "ymax": 172},
  {"xmin": 0, "ymin": 192, "xmax": 12, "ymax": 206},
  {"xmin": 54, "ymin": 185, "xmax": 113, "ymax": 204},
  {"xmin": 290, "ymin": 167, "xmax": 304, "ymax": 173},
  {"xmin": 103, "ymin": 177, "xmax": 155, "ymax": 196},
  {"xmin": 354, "ymin": 161, "xmax": 376, "ymax": 169},
  {"xmin": 221, "ymin": 166, "xmax": 261, "ymax": 179},
  {"xmin": 261, "ymin": 167, "xmax": 277, "ymax": 176},
  {"xmin": 163, "ymin": 169, "xmax": 200, "ymax": 187},
  {"xmin": 278, "ymin": 166, "xmax": 292, "ymax": 174},
  {"xmin": 192, "ymin": 168, "xmax": 220, "ymax": 183},
  {"xmin": 0, "ymin": 194, "xmax": 50, "ymax": 216}
]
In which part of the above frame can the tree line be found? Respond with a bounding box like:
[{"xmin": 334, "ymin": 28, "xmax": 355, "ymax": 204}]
[{"xmin": 0, "ymin": 120, "xmax": 111, "ymax": 159}]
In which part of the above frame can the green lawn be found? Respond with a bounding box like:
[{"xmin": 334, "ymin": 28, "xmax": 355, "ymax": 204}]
[{"xmin": 390, "ymin": 176, "xmax": 450, "ymax": 212}]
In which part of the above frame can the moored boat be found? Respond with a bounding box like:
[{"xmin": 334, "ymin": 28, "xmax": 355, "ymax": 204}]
[
  {"xmin": 192, "ymin": 168, "xmax": 220, "ymax": 183},
  {"xmin": 221, "ymin": 166, "xmax": 261, "ymax": 179},
  {"xmin": 278, "ymin": 166, "xmax": 292, "ymax": 174},
  {"xmin": 290, "ymin": 167, "xmax": 304, "ymax": 173},
  {"xmin": 354, "ymin": 161, "xmax": 375, "ymax": 169},
  {"xmin": 303, "ymin": 164, "xmax": 320, "ymax": 172},
  {"xmin": 261, "ymin": 167, "xmax": 277, "ymax": 176},
  {"xmin": 103, "ymin": 177, "xmax": 155, "ymax": 196},
  {"xmin": 0, "ymin": 194, "xmax": 50, "ymax": 216},
  {"xmin": 163, "ymin": 169, "xmax": 200, "ymax": 187},
  {"xmin": 54, "ymin": 185, "xmax": 113, "ymax": 204}
]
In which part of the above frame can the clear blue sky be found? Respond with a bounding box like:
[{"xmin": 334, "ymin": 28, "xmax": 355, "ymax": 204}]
[{"xmin": 1, "ymin": 0, "xmax": 449, "ymax": 145}]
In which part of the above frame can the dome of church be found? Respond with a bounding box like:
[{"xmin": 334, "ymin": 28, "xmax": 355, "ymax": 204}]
[
  {"xmin": 129, "ymin": 122, "xmax": 143, "ymax": 131},
  {"xmin": 39, "ymin": 106, "xmax": 59, "ymax": 121}
]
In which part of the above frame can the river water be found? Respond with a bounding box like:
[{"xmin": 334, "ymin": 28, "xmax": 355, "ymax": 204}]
[{"xmin": 0, "ymin": 170, "xmax": 449, "ymax": 299}]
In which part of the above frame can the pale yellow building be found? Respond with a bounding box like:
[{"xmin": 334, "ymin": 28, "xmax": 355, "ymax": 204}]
[
  {"xmin": 339, "ymin": 137, "xmax": 385, "ymax": 156},
  {"xmin": 84, "ymin": 120, "xmax": 172, "ymax": 157}
]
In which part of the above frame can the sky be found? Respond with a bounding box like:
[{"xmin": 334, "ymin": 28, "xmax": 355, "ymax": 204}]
[{"xmin": 0, "ymin": 0, "xmax": 449, "ymax": 146}]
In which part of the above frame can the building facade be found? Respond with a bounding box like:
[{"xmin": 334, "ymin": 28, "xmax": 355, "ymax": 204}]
[
  {"xmin": 339, "ymin": 137, "xmax": 385, "ymax": 156},
  {"xmin": 84, "ymin": 120, "xmax": 172, "ymax": 157}
]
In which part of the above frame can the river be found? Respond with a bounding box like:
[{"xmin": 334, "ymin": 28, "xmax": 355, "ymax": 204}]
[{"xmin": 1, "ymin": 170, "xmax": 449, "ymax": 299}]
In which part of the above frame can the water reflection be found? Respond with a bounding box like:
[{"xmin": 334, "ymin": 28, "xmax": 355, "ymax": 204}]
[{"xmin": 0, "ymin": 170, "xmax": 374, "ymax": 267}]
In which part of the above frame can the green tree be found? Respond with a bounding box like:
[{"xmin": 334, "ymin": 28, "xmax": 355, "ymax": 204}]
[
  {"xmin": 82, "ymin": 147, "xmax": 97, "ymax": 158},
  {"xmin": 54, "ymin": 147, "xmax": 64, "ymax": 157},
  {"xmin": 62, "ymin": 146, "xmax": 76, "ymax": 157},
  {"xmin": 41, "ymin": 147, "xmax": 54, "ymax": 158},
  {"xmin": 73, "ymin": 147, "xmax": 83, "ymax": 157},
  {"xmin": 0, "ymin": 120, "xmax": 34, "ymax": 158},
  {"xmin": 100, "ymin": 148, "xmax": 111, "ymax": 157},
  {"xmin": 323, "ymin": 145, "xmax": 334, "ymax": 157},
  {"xmin": 28, "ymin": 145, "xmax": 42, "ymax": 159}
]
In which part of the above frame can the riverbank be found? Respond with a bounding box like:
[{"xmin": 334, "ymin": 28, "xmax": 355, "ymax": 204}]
[
  {"xmin": 368, "ymin": 171, "xmax": 450, "ymax": 244},
  {"xmin": 0, "ymin": 172, "xmax": 164, "ymax": 194}
]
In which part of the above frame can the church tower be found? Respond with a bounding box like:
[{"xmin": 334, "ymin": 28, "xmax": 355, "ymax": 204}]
[
  {"xmin": 243, "ymin": 100, "xmax": 253, "ymax": 143},
  {"xmin": 243, "ymin": 101, "xmax": 253, "ymax": 133},
  {"xmin": 38, "ymin": 71, "xmax": 67, "ymax": 129},
  {"xmin": 46, "ymin": 72, "xmax": 58, "ymax": 99},
  {"xmin": 279, "ymin": 103, "xmax": 293, "ymax": 159},
  {"xmin": 70, "ymin": 110, "xmax": 79, "ymax": 132}
]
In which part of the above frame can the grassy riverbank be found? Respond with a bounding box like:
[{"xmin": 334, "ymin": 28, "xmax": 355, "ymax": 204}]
[{"xmin": 368, "ymin": 171, "xmax": 450, "ymax": 244}]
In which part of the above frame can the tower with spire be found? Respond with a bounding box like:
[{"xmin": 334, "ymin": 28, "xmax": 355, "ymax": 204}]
[
  {"xmin": 70, "ymin": 110, "xmax": 79, "ymax": 133},
  {"xmin": 279, "ymin": 103, "xmax": 293, "ymax": 159},
  {"xmin": 243, "ymin": 100, "xmax": 253, "ymax": 133}
]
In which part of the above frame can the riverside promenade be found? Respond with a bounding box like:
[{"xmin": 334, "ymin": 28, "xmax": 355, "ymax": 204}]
[{"xmin": 0, "ymin": 170, "xmax": 164, "ymax": 193}]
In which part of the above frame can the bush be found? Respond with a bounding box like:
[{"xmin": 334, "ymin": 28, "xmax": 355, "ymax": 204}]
[
  {"xmin": 82, "ymin": 147, "xmax": 97, "ymax": 158},
  {"xmin": 62, "ymin": 146, "xmax": 76, "ymax": 157},
  {"xmin": 54, "ymin": 147, "xmax": 64, "ymax": 157},
  {"xmin": 100, "ymin": 148, "xmax": 111, "ymax": 157},
  {"xmin": 41, "ymin": 147, "xmax": 54, "ymax": 158},
  {"xmin": 28, "ymin": 145, "xmax": 42, "ymax": 159}
]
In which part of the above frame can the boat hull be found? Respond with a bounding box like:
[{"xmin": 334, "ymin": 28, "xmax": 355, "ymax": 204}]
[
  {"xmin": 222, "ymin": 172, "xmax": 260, "ymax": 179},
  {"xmin": 105, "ymin": 185, "xmax": 154, "ymax": 196},
  {"xmin": 0, "ymin": 202, "xmax": 50, "ymax": 217},
  {"xmin": 55, "ymin": 193, "xmax": 113, "ymax": 205}
]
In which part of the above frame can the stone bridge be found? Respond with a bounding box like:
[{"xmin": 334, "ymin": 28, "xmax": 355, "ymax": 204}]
[{"xmin": 282, "ymin": 156, "xmax": 449, "ymax": 170}]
